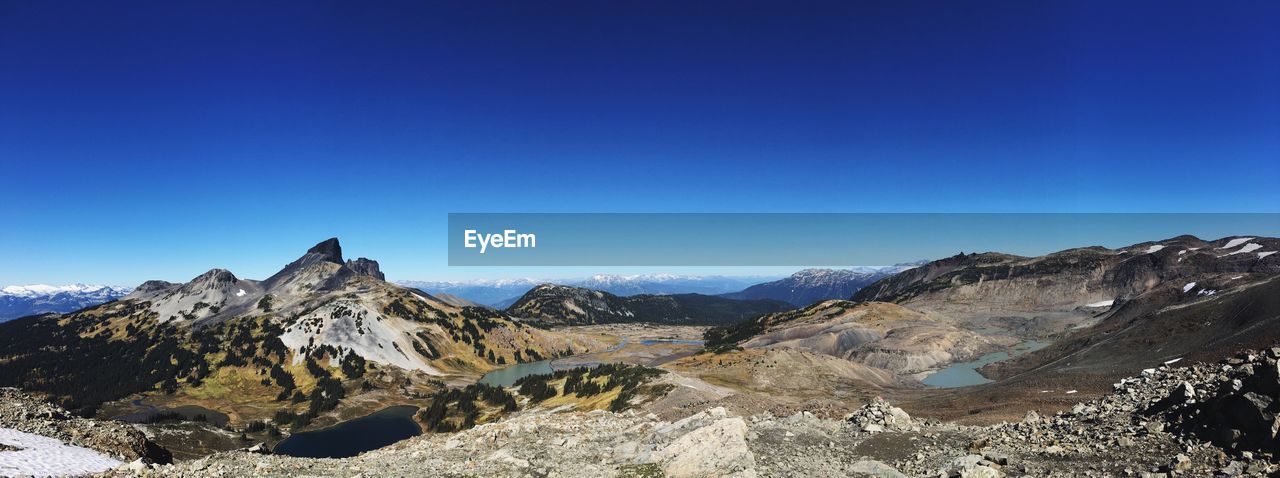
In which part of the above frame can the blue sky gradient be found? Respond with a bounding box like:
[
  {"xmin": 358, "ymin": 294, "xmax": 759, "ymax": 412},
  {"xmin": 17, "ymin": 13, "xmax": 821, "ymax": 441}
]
[{"xmin": 1, "ymin": 1, "xmax": 1277, "ymax": 285}]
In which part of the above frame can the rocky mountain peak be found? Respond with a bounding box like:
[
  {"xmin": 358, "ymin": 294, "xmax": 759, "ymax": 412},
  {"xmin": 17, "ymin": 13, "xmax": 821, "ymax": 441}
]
[
  {"xmin": 265, "ymin": 238, "xmax": 351, "ymax": 287},
  {"xmin": 306, "ymin": 237, "xmax": 344, "ymax": 264},
  {"xmin": 190, "ymin": 269, "xmax": 237, "ymax": 285},
  {"xmin": 346, "ymin": 258, "xmax": 385, "ymax": 280},
  {"xmin": 132, "ymin": 280, "xmax": 175, "ymax": 294}
]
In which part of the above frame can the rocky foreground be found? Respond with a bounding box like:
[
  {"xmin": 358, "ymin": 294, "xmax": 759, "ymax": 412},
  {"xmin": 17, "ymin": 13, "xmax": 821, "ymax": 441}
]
[
  {"xmin": 0, "ymin": 389, "xmax": 170, "ymax": 465},
  {"xmin": 77, "ymin": 346, "xmax": 1280, "ymax": 477}
]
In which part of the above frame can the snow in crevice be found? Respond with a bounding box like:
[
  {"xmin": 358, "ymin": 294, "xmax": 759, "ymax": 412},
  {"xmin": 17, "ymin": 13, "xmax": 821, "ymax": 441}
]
[
  {"xmin": 1230, "ymin": 276, "xmax": 1244, "ymax": 280},
  {"xmin": 0, "ymin": 428, "xmax": 122, "ymax": 477},
  {"xmin": 1259, "ymin": 251, "xmax": 1276, "ymax": 259},
  {"xmin": 1182, "ymin": 282, "xmax": 1197, "ymax": 293},
  {"xmin": 1085, "ymin": 299, "xmax": 1114, "ymax": 308},
  {"xmin": 1143, "ymin": 244, "xmax": 1166, "ymax": 254},
  {"xmin": 1223, "ymin": 243, "xmax": 1264, "ymax": 256}
]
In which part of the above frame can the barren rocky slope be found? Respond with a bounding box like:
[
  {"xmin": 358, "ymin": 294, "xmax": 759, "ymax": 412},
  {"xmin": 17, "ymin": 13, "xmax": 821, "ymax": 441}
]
[
  {"xmin": 90, "ymin": 345, "xmax": 1280, "ymax": 477},
  {"xmin": 853, "ymin": 235, "xmax": 1280, "ymax": 336},
  {"xmin": 705, "ymin": 301, "xmax": 1001, "ymax": 376}
]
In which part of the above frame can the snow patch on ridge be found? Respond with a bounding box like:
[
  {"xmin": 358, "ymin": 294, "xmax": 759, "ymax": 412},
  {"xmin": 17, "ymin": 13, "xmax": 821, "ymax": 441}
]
[
  {"xmin": 1219, "ymin": 238, "xmax": 1254, "ymax": 249},
  {"xmin": 1224, "ymin": 243, "xmax": 1263, "ymax": 256},
  {"xmin": 0, "ymin": 428, "xmax": 122, "ymax": 477}
]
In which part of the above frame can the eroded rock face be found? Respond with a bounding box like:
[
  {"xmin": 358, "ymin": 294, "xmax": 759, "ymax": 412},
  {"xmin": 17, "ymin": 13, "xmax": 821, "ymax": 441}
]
[
  {"xmin": 345, "ymin": 258, "xmax": 384, "ymax": 280},
  {"xmin": 307, "ymin": 237, "xmax": 343, "ymax": 263}
]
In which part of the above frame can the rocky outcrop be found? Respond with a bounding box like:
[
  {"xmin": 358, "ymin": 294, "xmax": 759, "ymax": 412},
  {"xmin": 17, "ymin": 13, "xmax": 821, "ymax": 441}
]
[
  {"xmin": 844, "ymin": 397, "xmax": 919, "ymax": 433},
  {"xmin": 306, "ymin": 237, "xmax": 343, "ymax": 264},
  {"xmin": 344, "ymin": 258, "xmax": 384, "ymax": 280},
  {"xmin": 1158, "ymin": 347, "xmax": 1280, "ymax": 456},
  {"xmin": 643, "ymin": 408, "xmax": 756, "ymax": 478},
  {"xmin": 0, "ymin": 388, "xmax": 171, "ymax": 464}
]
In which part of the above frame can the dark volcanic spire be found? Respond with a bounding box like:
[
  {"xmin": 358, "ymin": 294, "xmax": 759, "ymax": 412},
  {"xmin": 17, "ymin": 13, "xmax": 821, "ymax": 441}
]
[
  {"xmin": 263, "ymin": 238, "xmax": 350, "ymax": 287},
  {"xmin": 307, "ymin": 238, "xmax": 344, "ymax": 264}
]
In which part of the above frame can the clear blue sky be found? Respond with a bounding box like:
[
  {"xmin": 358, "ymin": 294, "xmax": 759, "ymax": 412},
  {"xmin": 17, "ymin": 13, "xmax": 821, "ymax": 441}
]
[{"xmin": 1, "ymin": 1, "xmax": 1277, "ymax": 285}]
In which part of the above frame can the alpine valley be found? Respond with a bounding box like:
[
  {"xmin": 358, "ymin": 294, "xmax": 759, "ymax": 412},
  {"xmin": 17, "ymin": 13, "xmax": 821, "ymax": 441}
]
[{"xmin": 2, "ymin": 235, "xmax": 1280, "ymax": 477}]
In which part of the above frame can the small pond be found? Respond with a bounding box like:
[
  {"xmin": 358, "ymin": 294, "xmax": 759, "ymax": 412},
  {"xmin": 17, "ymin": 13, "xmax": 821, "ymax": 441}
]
[
  {"xmin": 272, "ymin": 405, "xmax": 421, "ymax": 458},
  {"xmin": 921, "ymin": 340, "xmax": 1050, "ymax": 388},
  {"xmin": 478, "ymin": 359, "xmax": 556, "ymax": 387}
]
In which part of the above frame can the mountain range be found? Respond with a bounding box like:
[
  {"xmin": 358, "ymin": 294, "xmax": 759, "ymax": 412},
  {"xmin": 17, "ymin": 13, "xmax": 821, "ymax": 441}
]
[
  {"xmin": 400, "ymin": 274, "xmax": 778, "ymax": 307},
  {"xmin": 718, "ymin": 267, "xmax": 907, "ymax": 307},
  {"xmin": 402, "ymin": 266, "xmax": 923, "ymax": 310},
  {"xmin": 2, "ymin": 233, "xmax": 1278, "ymax": 473},
  {"xmin": 0, "ymin": 284, "xmax": 132, "ymax": 322},
  {"xmin": 0, "ymin": 238, "xmax": 602, "ymax": 419}
]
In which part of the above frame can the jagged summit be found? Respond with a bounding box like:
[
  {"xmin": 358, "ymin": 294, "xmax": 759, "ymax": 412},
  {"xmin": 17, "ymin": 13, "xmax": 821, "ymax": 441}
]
[
  {"xmin": 307, "ymin": 237, "xmax": 344, "ymax": 264},
  {"xmin": 264, "ymin": 238, "xmax": 356, "ymax": 289}
]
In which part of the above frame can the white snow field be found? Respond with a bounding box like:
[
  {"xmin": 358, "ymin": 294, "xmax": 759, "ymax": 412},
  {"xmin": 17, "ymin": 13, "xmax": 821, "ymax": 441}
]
[
  {"xmin": 0, "ymin": 428, "xmax": 122, "ymax": 477},
  {"xmin": 1218, "ymin": 237, "xmax": 1254, "ymax": 249},
  {"xmin": 1223, "ymin": 243, "xmax": 1264, "ymax": 256}
]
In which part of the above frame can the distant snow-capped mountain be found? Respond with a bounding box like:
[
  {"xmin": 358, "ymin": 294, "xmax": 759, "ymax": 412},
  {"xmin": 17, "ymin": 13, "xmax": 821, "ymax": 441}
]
[
  {"xmin": 719, "ymin": 265, "xmax": 921, "ymax": 307},
  {"xmin": 573, "ymin": 274, "xmax": 773, "ymax": 297},
  {"xmin": 0, "ymin": 284, "xmax": 132, "ymax": 322},
  {"xmin": 397, "ymin": 278, "xmax": 544, "ymax": 307},
  {"xmin": 399, "ymin": 274, "xmax": 780, "ymax": 307}
]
